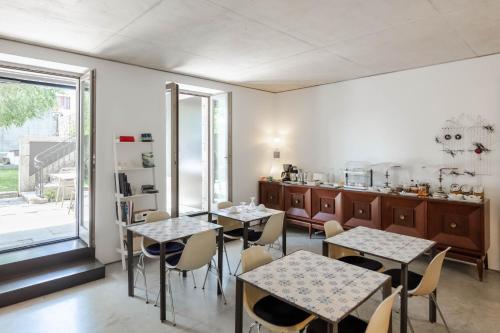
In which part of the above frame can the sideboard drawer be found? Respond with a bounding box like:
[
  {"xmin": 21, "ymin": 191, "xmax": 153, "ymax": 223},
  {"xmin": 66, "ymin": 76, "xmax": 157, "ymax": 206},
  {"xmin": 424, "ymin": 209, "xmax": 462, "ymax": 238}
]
[
  {"xmin": 284, "ymin": 186, "xmax": 312, "ymax": 219},
  {"xmin": 428, "ymin": 202, "xmax": 483, "ymax": 253}
]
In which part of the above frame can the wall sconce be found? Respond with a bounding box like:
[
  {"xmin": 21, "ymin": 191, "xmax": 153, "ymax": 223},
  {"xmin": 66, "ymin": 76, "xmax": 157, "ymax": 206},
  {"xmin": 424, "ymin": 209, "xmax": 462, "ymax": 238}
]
[{"xmin": 272, "ymin": 137, "xmax": 281, "ymax": 159}]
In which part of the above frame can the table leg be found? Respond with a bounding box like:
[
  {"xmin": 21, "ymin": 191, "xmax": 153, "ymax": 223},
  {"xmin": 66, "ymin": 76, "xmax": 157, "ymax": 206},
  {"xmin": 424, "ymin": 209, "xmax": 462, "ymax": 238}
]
[
  {"xmin": 208, "ymin": 212, "xmax": 212, "ymax": 222},
  {"xmin": 429, "ymin": 246, "xmax": 437, "ymax": 323},
  {"xmin": 243, "ymin": 223, "xmax": 249, "ymax": 250},
  {"xmin": 400, "ymin": 264, "xmax": 409, "ymax": 333},
  {"xmin": 160, "ymin": 243, "xmax": 166, "ymax": 322},
  {"xmin": 322, "ymin": 241, "xmax": 328, "ymax": 257},
  {"xmin": 383, "ymin": 278, "xmax": 392, "ymax": 333},
  {"xmin": 282, "ymin": 216, "xmax": 287, "ymax": 256},
  {"xmin": 235, "ymin": 278, "xmax": 243, "ymax": 333},
  {"xmin": 217, "ymin": 228, "xmax": 224, "ymax": 295},
  {"xmin": 327, "ymin": 323, "xmax": 338, "ymax": 333},
  {"xmin": 127, "ymin": 229, "xmax": 134, "ymax": 297}
]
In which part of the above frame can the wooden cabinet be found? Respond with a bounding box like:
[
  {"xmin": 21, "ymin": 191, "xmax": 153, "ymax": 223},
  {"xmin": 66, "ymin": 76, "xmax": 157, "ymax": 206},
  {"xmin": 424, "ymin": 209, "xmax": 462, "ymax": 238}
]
[
  {"xmin": 311, "ymin": 188, "xmax": 341, "ymax": 223},
  {"xmin": 381, "ymin": 196, "xmax": 427, "ymax": 238},
  {"xmin": 258, "ymin": 181, "xmax": 489, "ymax": 280},
  {"xmin": 284, "ymin": 186, "xmax": 312, "ymax": 220},
  {"xmin": 258, "ymin": 181, "xmax": 284, "ymax": 210},
  {"xmin": 341, "ymin": 191, "xmax": 381, "ymax": 229}
]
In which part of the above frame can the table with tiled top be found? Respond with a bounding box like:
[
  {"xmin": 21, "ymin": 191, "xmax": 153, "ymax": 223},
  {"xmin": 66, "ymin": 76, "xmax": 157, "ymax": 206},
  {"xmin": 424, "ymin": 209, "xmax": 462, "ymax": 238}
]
[
  {"xmin": 208, "ymin": 207, "xmax": 286, "ymax": 255},
  {"xmin": 323, "ymin": 226, "xmax": 436, "ymax": 333},
  {"xmin": 126, "ymin": 216, "xmax": 223, "ymax": 322},
  {"xmin": 235, "ymin": 250, "xmax": 392, "ymax": 333}
]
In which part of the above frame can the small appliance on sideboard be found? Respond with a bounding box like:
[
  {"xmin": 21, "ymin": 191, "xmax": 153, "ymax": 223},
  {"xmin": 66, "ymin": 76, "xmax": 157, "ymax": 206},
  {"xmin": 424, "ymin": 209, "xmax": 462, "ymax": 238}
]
[{"xmin": 344, "ymin": 161, "xmax": 373, "ymax": 190}]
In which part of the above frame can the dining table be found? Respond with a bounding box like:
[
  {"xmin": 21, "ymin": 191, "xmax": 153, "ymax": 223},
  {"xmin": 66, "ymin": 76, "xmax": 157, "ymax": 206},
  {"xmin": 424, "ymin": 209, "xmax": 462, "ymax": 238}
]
[
  {"xmin": 208, "ymin": 206, "xmax": 287, "ymax": 256},
  {"xmin": 235, "ymin": 250, "xmax": 392, "ymax": 333},
  {"xmin": 323, "ymin": 226, "xmax": 436, "ymax": 333},
  {"xmin": 126, "ymin": 216, "xmax": 224, "ymax": 322}
]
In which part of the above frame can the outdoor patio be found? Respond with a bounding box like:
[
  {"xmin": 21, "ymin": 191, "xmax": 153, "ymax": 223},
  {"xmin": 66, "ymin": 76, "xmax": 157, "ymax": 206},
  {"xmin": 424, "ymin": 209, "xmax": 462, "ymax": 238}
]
[{"xmin": 0, "ymin": 196, "xmax": 76, "ymax": 251}]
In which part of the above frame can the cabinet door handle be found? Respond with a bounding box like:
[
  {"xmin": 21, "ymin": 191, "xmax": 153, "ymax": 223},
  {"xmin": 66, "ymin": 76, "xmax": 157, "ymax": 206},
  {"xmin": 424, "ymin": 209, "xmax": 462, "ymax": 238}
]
[
  {"xmin": 399, "ymin": 215, "xmax": 406, "ymax": 220},
  {"xmin": 295, "ymin": 200, "xmax": 300, "ymax": 204},
  {"xmin": 324, "ymin": 203, "xmax": 329, "ymax": 208},
  {"xmin": 450, "ymin": 222, "xmax": 457, "ymax": 229},
  {"xmin": 269, "ymin": 195, "xmax": 273, "ymax": 200},
  {"xmin": 358, "ymin": 209, "xmax": 364, "ymax": 214}
]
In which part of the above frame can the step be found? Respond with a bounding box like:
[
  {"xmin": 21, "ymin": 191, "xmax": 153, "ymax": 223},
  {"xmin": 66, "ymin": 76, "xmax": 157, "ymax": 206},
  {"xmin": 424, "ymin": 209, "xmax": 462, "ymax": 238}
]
[
  {"xmin": 0, "ymin": 239, "xmax": 92, "ymax": 281},
  {"xmin": 0, "ymin": 257, "xmax": 105, "ymax": 307}
]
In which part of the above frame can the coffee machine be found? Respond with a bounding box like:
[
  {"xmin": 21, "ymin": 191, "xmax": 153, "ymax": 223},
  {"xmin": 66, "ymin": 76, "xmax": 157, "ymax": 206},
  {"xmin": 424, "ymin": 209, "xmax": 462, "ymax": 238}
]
[
  {"xmin": 281, "ymin": 164, "xmax": 298, "ymax": 181},
  {"xmin": 281, "ymin": 164, "xmax": 292, "ymax": 181}
]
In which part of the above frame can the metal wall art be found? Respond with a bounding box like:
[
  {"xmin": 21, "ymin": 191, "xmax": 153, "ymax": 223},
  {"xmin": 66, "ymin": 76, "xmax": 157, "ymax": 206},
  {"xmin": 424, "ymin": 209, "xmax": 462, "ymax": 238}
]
[{"xmin": 435, "ymin": 114, "xmax": 495, "ymax": 176}]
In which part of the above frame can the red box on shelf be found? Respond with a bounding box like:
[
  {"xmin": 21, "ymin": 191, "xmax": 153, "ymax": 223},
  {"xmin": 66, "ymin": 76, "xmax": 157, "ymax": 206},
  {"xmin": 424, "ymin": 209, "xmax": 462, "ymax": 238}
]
[{"xmin": 119, "ymin": 136, "xmax": 135, "ymax": 142}]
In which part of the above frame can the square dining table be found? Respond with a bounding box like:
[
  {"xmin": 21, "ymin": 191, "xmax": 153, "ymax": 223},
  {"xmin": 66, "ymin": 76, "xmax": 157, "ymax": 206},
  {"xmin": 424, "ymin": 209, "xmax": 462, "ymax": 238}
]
[
  {"xmin": 208, "ymin": 207, "xmax": 287, "ymax": 255},
  {"xmin": 126, "ymin": 216, "xmax": 223, "ymax": 322},
  {"xmin": 235, "ymin": 250, "xmax": 392, "ymax": 333},
  {"xmin": 323, "ymin": 226, "xmax": 436, "ymax": 333}
]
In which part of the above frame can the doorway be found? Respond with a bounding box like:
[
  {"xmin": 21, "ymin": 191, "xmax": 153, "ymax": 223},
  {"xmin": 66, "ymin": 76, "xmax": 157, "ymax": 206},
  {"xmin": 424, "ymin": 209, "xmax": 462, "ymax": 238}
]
[
  {"xmin": 166, "ymin": 83, "xmax": 231, "ymax": 217},
  {"xmin": 0, "ymin": 66, "xmax": 95, "ymax": 252}
]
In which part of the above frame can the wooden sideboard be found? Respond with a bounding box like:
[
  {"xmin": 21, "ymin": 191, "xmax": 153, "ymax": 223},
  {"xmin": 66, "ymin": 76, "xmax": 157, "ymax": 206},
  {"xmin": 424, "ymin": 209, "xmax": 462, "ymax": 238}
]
[{"xmin": 258, "ymin": 181, "xmax": 490, "ymax": 280}]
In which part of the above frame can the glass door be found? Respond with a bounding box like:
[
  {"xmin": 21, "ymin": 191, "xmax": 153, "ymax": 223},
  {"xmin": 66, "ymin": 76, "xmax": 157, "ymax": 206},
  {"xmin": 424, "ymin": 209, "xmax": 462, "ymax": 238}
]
[
  {"xmin": 78, "ymin": 70, "xmax": 95, "ymax": 246},
  {"xmin": 210, "ymin": 92, "xmax": 232, "ymax": 208},
  {"xmin": 165, "ymin": 82, "xmax": 179, "ymax": 217}
]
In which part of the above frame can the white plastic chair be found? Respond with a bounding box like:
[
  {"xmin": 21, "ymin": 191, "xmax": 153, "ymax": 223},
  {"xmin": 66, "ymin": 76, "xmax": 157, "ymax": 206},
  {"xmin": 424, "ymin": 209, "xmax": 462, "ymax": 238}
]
[{"xmin": 161, "ymin": 229, "xmax": 227, "ymax": 325}]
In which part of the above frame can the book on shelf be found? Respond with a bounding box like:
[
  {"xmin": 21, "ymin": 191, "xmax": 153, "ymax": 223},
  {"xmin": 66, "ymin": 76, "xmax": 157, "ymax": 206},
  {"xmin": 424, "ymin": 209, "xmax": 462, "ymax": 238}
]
[
  {"xmin": 116, "ymin": 201, "xmax": 134, "ymax": 224},
  {"xmin": 115, "ymin": 172, "xmax": 132, "ymax": 196}
]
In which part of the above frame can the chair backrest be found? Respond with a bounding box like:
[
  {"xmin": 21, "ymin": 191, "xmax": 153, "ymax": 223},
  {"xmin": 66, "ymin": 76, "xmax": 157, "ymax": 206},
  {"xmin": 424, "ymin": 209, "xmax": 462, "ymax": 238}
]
[
  {"xmin": 411, "ymin": 247, "xmax": 451, "ymax": 296},
  {"xmin": 255, "ymin": 212, "xmax": 285, "ymax": 246},
  {"xmin": 176, "ymin": 230, "xmax": 217, "ymax": 271},
  {"xmin": 143, "ymin": 211, "xmax": 171, "ymax": 250},
  {"xmin": 241, "ymin": 246, "xmax": 273, "ymax": 309},
  {"xmin": 323, "ymin": 220, "xmax": 358, "ymax": 258},
  {"xmin": 365, "ymin": 286, "xmax": 402, "ymax": 333},
  {"xmin": 145, "ymin": 210, "xmax": 170, "ymax": 223},
  {"xmin": 216, "ymin": 201, "xmax": 241, "ymax": 232}
]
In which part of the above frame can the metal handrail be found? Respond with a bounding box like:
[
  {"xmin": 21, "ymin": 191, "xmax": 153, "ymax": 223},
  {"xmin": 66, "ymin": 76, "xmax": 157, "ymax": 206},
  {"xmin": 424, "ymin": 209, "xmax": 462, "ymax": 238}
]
[{"xmin": 33, "ymin": 138, "xmax": 76, "ymax": 195}]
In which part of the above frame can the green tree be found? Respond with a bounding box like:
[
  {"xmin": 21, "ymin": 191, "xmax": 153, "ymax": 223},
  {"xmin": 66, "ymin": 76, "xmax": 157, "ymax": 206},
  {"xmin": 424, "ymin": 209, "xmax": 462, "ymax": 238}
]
[{"xmin": 0, "ymin": 83, "xmax": 58, "ymax": 128}]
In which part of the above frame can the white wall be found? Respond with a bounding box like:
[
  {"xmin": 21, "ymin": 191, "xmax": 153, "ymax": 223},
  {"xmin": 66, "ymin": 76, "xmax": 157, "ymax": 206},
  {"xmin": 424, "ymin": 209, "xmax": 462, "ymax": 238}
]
[
  {"xmin": 0, "ymin": 39, "xmax": 275, "ymax": 264},
  {"xmin": 276, "ymin": 54, "xmax": 500, "ymax": 270}
]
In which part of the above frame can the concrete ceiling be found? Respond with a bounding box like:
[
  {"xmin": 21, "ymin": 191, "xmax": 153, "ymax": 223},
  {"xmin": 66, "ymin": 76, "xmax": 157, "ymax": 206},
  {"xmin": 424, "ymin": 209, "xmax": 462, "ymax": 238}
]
[{"xmin": 0, "ymin": 0, "xmax": 498, "ymax": 92}]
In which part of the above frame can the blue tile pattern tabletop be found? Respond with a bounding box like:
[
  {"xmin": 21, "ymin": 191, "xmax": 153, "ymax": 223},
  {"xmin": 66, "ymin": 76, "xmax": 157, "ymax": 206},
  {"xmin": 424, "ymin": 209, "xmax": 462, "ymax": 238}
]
[
  {"xmin": 238, "ymin": 250, "xmax": 389, "ymax": 323},
  {"xmin": 325, "ymin": 226, "xmax": 435, "ymax": 264},
  {"xmin": 211, "ymin": 206, "xmax": 283, "ymax": 223},
  {"xmin": 127, "ymin": 216, "xmax": 221, "ymax": 243}
]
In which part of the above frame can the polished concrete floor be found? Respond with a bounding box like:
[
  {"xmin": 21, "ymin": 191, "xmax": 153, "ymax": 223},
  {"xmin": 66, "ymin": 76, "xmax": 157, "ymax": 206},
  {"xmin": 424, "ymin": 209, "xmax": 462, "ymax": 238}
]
[{"xmin": 0, "ymin": 227, "xmax": 499, "ymax": 333}]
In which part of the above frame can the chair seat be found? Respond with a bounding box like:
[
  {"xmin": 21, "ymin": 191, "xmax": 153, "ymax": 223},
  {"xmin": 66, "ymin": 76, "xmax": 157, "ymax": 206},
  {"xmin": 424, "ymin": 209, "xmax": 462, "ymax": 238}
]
[
  {"xmin": 305, "ymin": 315, "xmax": 368, "ymax": 333},
  {"xmin": 248, "ymin": 230, "xmax": 263, "ymax": 242},
  {"xmin": 224, "ymin": 228, "xmax": 244, "ymax": 238},
  {"xmin": 253, "ymin": 295, "xmax": 311, "ymax": 327},
  {"xmin": 338, "ymin": 255, "xmax": 383, "ymax": 272},
  {"xmin": 165, "ymin": 252, "xmax": 182, "ymax": 267},
  {"xmin": 384, "ymin": 268, "xmax": 423, "ymax": 290},
  {"xmin": 145, "ymin": 242, "xmax": 185, "ymax": 256}
]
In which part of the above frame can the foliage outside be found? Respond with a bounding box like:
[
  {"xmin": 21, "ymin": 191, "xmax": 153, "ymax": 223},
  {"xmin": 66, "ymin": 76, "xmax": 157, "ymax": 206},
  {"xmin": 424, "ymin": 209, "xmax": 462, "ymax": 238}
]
[
  {"xmin": 0, "ymin": 83, "xmax": 58, "ymax": 128},
  {"xmin": 0, "ymin": 167, "xmax": 18, "ymax": 192}
]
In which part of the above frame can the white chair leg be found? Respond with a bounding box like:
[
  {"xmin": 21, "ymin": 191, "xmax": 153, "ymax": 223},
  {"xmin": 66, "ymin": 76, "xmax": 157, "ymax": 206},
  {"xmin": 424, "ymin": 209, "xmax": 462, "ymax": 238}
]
[
  {"xmin": 234, "ymin": 258, "xmax": 241, "ymax": 276},
  {"xmin": 202, "ymin": 265, "xmax": 210, "ymax": 290},
  {"xmin": 248, "ymin": 322, "xmax": 259, "ymax": 333},
  {"xmin": 223, "ymin": 243, "xmax": 233, "ymax": 275},
  {"xmin": 430, "ymin": 293, "xmax": 451, "ymax": 333},
  {"xmin": 213, "ymin": 259, "xmax": 227, "ymax": 305},
  {"xmin": 408, "ymin": 315, "xmax": 415, "ymax": 333}
]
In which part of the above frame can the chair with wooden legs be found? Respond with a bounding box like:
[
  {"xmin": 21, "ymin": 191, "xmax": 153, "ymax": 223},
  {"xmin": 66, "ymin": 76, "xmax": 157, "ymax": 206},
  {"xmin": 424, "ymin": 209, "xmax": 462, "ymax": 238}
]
[
  {"xmin": 134, "ymin": 211, "xmax": 185, "ymax": 303},
  {"xmin": 242, "ymin": 246, "xmax": 316, "ymax": 333},
  {"xmin": 307, "ymin": 286, "xmax": 402, "ymax": 333},
  {"xmin": 324, "ymin": 220, "xmax": 384, "ymax": 272},
  {"xmin": 384, "ymin": 247, "xmax": 452, "ymax": 333}
]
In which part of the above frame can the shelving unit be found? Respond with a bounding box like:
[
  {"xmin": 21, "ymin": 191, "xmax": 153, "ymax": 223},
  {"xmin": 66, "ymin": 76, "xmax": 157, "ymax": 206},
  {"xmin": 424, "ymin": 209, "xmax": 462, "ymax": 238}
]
[{"xmin": 113, "ymin": 135, "xmax": 158, "ymax": 270}]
